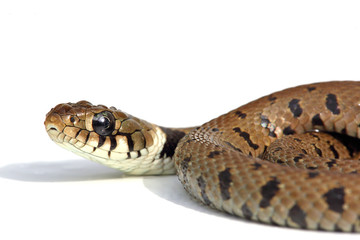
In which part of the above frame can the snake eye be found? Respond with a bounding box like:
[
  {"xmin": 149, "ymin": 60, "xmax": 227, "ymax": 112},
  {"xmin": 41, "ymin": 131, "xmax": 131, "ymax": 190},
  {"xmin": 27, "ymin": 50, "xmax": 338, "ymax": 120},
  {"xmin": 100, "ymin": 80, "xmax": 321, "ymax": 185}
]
[{"xmin": 92, "ymin": 111, "xmax": 115, "ymax": 136}]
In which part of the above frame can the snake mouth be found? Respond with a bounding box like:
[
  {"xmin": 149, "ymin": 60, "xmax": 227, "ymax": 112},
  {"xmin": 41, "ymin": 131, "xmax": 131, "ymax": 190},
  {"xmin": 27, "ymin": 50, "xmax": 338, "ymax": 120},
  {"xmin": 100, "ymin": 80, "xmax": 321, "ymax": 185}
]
[
  {"xmin": 46, "ymin": 126, "xmax": 58, "ymax": 133},
  {"xmin": 46, "ymin": 127, "xmax": 62, "ymax": 143}
]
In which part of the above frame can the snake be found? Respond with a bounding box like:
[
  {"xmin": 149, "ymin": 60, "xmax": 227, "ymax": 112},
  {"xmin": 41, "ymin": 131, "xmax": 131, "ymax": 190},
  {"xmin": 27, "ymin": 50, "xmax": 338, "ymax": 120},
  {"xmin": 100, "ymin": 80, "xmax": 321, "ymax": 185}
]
[{"xmin": 44, "ymin": 81, "xmax": 360, "ymax": 232}]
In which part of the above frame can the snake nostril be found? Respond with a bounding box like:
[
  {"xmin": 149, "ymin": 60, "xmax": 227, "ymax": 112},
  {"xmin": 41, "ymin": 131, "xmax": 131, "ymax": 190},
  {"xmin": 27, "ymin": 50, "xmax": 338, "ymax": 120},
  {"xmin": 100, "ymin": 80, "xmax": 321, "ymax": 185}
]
[{"xmin": 44, "ymin": 112, "xmax": 65, "ymax": 133}]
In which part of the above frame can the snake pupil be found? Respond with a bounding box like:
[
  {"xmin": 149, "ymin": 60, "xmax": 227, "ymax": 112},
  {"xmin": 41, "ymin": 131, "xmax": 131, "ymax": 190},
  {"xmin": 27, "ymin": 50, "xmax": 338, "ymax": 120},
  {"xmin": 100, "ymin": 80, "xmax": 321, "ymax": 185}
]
[{"xmin": 92, "ymin": 111, "xmax": 115, "ymax": 136}]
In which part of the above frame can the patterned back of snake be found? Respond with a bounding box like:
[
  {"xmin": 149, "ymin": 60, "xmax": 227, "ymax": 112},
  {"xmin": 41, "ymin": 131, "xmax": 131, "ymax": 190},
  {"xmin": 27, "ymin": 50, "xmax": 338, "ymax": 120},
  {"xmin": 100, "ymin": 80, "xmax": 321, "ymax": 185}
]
[{"xmin": 45, "ymin": 81, "xmax": 360, "ymax": 232}]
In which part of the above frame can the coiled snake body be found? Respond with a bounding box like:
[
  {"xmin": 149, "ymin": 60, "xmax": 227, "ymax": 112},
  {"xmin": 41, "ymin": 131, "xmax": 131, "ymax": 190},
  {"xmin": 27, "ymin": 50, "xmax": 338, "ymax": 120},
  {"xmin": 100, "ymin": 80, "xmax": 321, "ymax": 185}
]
[{"xmin": 45, "ymin": 81, "xmax": 360, "ymax": 232}]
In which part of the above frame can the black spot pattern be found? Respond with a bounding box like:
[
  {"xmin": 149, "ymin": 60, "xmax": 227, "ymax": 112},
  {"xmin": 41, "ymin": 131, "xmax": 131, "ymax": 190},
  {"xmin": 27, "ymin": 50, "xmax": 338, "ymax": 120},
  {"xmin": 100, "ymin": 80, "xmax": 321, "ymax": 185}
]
[
  {"xmin": 235, "ymin": 111, "xmax": 247, "ymax": 119},
  {"xmin": 218, "ymin": 168, "xmax": 232, "ymax": 200},
  {"xmin": 288, "ymin": 204, "xmax": 307, "ymax": 228},
  {"xmin": 323, "ymin": 187, "xmax": 345, "ymax": 213},
  {"xmin": 241, "ymin": 203, "xmax": 253, "ymax": 219},
  {"xmin": 252, "ymin": 162, "xmax": 262, "ymax": 170},
  {"xmin": 312, "ymin": 114, "xmax": 324, "ymax": 126},
  {"xmin": 283, "ymin": 126, "xmax": 296, "ymax": 135},
  {"xmin": 180, "ymin": 156, "xmax": 191, "ymax": 181},
  {"xmin": 326, "ymin": 159, "xmax": 337, "ymax": 169},
  {"xmin": 208, "ymin": 150, "xmax": 223, "ymax": 158},
  {"xmin": 326, "ymin": 94, "xmax": 341, "ymax": 115},
  {"xmin": 276, "ymin": 159, "xmax": 285, "ymax": 164},
  {"xmin": 293, "ymin": 154, "xmax": 305, "ymax": 163},
  {"xmin": 307, "ymin": 86, "xmax": 316, "ymax": 92},
  {"xmin": 329, "ymin": 145, "xmax": 339, "ymax": 158},
  {"xmin": 308, "ymin": 171, "xmax": 320, "ymax": 179},
  {"xmin": 309, "ymin": 132, "xmax": 321, "ymax": 140},
  {"xmin": 312, "ymin": 144, "xmax": 323, "ymax": 157},
  {"xmin": 288, "ymin": 99, "xmax": 303, "ymax": 118},
  {"xmin": 197, "ymin": 176, "xmax": 211, "ymax": 205},
  {"xmin": 259, "ymin": 177, "xmax": 280, "ymax": 208},
  {"xmin": 233, "ymin": 127, "xmax": 259, "ymax": 150},
  {"xmin": 268, "ymin": 95, "xmax": 277, "ymax": 102},
  {"xmin": 308, "ymin": 166, "xmax": 318, "ymax": 170}
]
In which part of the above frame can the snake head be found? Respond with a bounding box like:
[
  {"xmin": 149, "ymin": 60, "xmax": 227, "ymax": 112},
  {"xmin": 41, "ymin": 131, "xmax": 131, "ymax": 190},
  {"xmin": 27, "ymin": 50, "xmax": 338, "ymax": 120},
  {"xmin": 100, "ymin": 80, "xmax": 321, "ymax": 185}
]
[
  {"xmin": 45, "ymin": 101, "xmax": 129, "ymax": 142},
  {"xmin": 44, "ymin": 101, "xmax": 169, "ymax": 174}
]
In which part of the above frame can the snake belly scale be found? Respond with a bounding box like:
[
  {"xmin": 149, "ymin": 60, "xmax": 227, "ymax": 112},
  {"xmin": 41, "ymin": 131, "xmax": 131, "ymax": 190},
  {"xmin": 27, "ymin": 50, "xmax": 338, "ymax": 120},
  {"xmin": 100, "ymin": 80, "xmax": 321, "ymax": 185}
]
[{"xmin": 45, "ymin": 81, "xmax": 360, "ymax": 232}]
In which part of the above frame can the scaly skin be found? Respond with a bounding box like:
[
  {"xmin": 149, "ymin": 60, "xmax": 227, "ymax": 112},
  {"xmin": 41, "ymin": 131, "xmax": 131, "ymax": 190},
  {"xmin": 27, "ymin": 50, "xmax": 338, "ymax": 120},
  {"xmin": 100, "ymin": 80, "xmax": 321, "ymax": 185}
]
[{"xmin": 45, "ymin": 81, "xmax": 360, "ymax": 232}]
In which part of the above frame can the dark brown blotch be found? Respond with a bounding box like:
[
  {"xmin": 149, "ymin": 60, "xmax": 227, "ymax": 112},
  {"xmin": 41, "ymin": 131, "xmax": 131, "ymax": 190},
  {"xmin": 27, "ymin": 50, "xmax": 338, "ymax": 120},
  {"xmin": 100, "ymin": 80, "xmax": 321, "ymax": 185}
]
[
  {"xmin": 208, "ymin": 150, "xmax": 223, "ymax": 158},
  {"xmin": 307, "ymin": 86, "xmax": 316, "ymax": 92},
  {"xmin": 197, "ymin": 176, "xmax": 211, "ymax": 205},
  {"xmin": 235, "ymin": 111, "xmax": 247, "ymax": 119},
  {"xmin": 180, "ymin": 156, "xmax": 191, "ymax": 181},
  {"xmin": 251, "ymin": 162, "xmax": 262, "ymax": 170},
  {"xmin": 241, "ymin": 203, "xmax": 253, "ymax": 220},
  {"xmin": 326, "ymin": 159, "xmax": 337, "ymax": 169},
  {"xmin": 288, "ymin": 99, "xmax": 303, "ymax": 118},
  {"xmin": 288, "ymin": 204, "xmax": 307, "ymax": 228},
  {"xmin": 307, "ymin": 171, "xmax": 320, "ymax": 179},
  {"xmin": 218, "ymin": 168, "xmax": 232, "ymax": 200},
  {"xmin": 293, "ymin": 153, "xmax": 305, "ymax": 163},
  {"xmin": 233, "ymin": 127, "xmax": 259, "ymax": 150},
  {"xmin": 323, "ymin": 187, "xmax": 345, "ymax": 213},
  {"xmin": 312, "ymin": 114, "xmax": 324, "ymax": 126},
  {"xmin": 276, "ymin": 159, "xmax": 285, "ymax": 164},
  {"xmin": 312, "ymin": 144, "xmax": 323, "ymax": 157},
  {"xmin": 268, "ymin": 95, "xmax": 277, "ymax": 103},
  {"xmin": 309, "ymin": 132, "xmax": 321, "ymax": 140},
  {"xmin": 326, "ymin": 93, "xmax": 341, "ymax": 115},
  {"xmin": 283, "ymin": 126, "xmax": 296, "ymax": 135},
  {"xmin": 307, "ymin": 166, "xmax": 318, "ymax": 170},
  {"xmin": 329, "ymin": 145, "xmax": 339, "ymax": 159},
  {"xmin": 259, "ymin": 177, "xmax": 280, "ymax": 208}
]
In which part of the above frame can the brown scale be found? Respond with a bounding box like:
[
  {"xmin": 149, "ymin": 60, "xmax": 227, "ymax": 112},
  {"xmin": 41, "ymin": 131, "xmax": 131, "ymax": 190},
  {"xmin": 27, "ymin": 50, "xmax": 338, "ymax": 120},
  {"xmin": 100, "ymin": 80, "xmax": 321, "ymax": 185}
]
[
  {"xmin": 174, "ymin": 81, "xmax": 360, "ymax": 232},
  {"xmin": 45, "ymin": 81, "xmax": 360, "ymax": 232},
  {"xmin": 263, "ymin": 132, "xmax": 360, "ymax": 173}
]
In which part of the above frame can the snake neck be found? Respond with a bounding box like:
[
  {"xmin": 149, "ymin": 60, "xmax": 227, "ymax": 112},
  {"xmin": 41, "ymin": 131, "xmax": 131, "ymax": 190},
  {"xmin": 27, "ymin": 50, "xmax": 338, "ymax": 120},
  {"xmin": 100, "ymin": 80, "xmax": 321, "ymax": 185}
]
[
  {"xmin": 121, "ymin": 126, "xmax": 191, "ymax": 175},
  {"xmin": 99, "ymin": 126, "xmax": 191, "ymax": 175},
  {"xmin": 120, "ymin": 125, "xmax": 180, "ymax": 175}
]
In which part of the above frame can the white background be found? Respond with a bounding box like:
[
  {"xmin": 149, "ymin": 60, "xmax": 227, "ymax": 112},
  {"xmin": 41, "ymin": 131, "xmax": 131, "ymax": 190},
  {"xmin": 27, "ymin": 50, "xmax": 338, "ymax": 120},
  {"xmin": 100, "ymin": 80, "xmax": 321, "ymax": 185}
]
[{"xmin": 1, "ymin": 0, "xmax": 360, "ymax": 239}]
